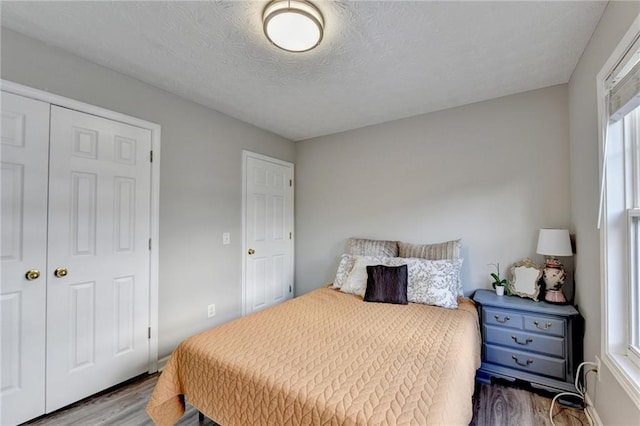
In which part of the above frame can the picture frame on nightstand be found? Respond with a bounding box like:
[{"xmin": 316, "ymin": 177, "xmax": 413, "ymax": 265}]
[{"xmin": 509, "ymin": 258, "xmax": 543, "ymax": 301}]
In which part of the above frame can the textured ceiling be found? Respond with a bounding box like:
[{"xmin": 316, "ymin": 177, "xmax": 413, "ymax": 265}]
[{"xmin": 1, "ymin": 1, "xmax": 606, "ymax": 141}]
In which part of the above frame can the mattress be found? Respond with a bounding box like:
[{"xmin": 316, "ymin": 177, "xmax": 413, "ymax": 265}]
[{"xmin": 146, "ymin": 287, "xmax": 481, "ymax": 425}]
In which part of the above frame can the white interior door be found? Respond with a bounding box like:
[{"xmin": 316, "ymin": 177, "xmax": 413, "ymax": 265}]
[
  {"xmin": 45, "ymin": 106, "xmax": 152, "ymax": 412},
  {"xmin": 243, "ymin": 152, "xmax": 294, "ymax": 315},
  {"xmin": 0, "ymin": 92, "xmax": 50, "ymax": 425}
]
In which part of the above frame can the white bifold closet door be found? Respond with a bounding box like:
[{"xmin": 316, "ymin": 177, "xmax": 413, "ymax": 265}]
[
  {"xmin": 1, "ymin": 91, "xmax": 50, "ymax": 426},
  {"xmin": 1, "ymin": 92, "xmax": 152, "ymax": 425},
  {"xmin": 46, "ymin": 106, "xmax": 152, "ymax": 413}
]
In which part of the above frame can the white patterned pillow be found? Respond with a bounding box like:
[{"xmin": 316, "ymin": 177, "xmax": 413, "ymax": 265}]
[
  {"xmin": 331, "ymin": 254, "xmax": 356, "ymax": 289},
  {"xmin": 340, "ymin": 255, "xmax": 389, "ymax": 297},
  {"xmin": 398, "ymin": 239, "xmax": 463, "ymax": 296},
  {"xmin": 386, "ymin": 257, "xmax": 462, "ymax": 309}
]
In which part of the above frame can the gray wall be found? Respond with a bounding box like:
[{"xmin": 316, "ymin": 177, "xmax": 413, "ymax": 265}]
[
  {"xmin": 568, "ymin": 1, "xmax": 640, "ymax": 423},
  {"xmin": 295, "ymin": 85, "xmax": 572, "ymax": 296},
  {"xmin": 0, "ymin": 28, "xmax": 296, "ymax": 358},
  {"xmin": 7, "ymin": 11, "xmax": 640, "ymax": 421}
]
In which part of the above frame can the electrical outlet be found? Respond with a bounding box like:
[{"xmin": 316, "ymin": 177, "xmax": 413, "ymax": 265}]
[
  {"xmin": 595, "ymin": 355, "xmax": 601, "ymax": 382},
  {"xmin": 207, "ymin": 304, "xmax": 216, "ymax": 318}
]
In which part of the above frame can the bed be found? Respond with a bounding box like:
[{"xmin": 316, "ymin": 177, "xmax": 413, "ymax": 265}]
[{"xmin": 146, "ymin": 286, "xmax": 481, "ymax": 425}]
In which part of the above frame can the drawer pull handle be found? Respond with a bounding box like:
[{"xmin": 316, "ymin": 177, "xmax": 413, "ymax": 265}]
[
  {"xmin": 512, "ymin": 355, "xmax": 534, "ymax": 366},
  {"xmin": 494, "ymin": 314, "xmax": 511, "ymax": 323},
  {"xmin": 511, "ymin": 335, "xmax": 533, "ymax": 345},
  {"xmin": 533, "ymin": 320, "xmax": 552, "ymax": 330}
]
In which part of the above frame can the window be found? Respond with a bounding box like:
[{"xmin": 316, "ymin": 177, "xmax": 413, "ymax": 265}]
[
  {"xmin": 628, "ymin": 109, "xmax": 640, "ymax": 368},
  {"xmin": 598, "ymin": 15, "xmax": 640, "ymax": 406},
  {"xmin": 625, "ymin": 108, "xmax": 640, "ymax": 369}
]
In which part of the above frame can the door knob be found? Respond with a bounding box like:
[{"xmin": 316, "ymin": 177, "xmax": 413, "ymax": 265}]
[
  {"xmin": 248, "ymin": 248, "xmax": 255, "ymax": 255},
  {"xmin": 54, "ymin": 267, "xmax": 68, "ymax": 278},
  {"xmin": 25, "ymin": 269, "xmax": 41, "ymax": 280}
]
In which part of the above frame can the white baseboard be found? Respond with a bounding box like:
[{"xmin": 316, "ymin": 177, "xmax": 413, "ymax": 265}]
[
  {"xmin": 157, "ymin": 355, "xmax": 171, "ymax": 372},
  {"xmin": 584, "ymin": 393, "xmax": 603, "ymax": 426}
]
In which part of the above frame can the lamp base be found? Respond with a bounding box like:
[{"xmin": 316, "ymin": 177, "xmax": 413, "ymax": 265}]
[{"xmin": 544, "ymin": 289, "xmax": 567, "ymax": 304}]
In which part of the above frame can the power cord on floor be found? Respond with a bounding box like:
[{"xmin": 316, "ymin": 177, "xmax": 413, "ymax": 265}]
[{"xmin": 549, "ymin": 361, "xmax": 598, "ymax": 426}]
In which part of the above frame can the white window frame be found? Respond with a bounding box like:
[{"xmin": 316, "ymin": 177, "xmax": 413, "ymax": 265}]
[
  {"xmin": 625, "ymin": 111, "xmax": 640, "ymax": 370},
  {"xmin": 630, "ymin": 207, "xmax": 640, "ymax": 367},
  {"xmin": 628, "ymin": 107, "xmax": 640, "ymax": 367},
  {"xmin": 597, "ymin": 14, "xmax": 640, "ymax": 409}
]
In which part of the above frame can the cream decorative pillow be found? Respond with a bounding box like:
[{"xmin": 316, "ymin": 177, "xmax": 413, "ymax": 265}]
[
  {"xmin": 331, "ymin": 254, "xmax": 356, "ymax": 289},
  {"xmin": 340, "ymin": 255, "xmax": 389, "ymax": 297},
  {"xmin": 347, "ymin": 238, "xmax": 399, "ymax": 257},
  {"xmin": 385, "ymin": 257, "xmax": 463, "ymax": 309}
]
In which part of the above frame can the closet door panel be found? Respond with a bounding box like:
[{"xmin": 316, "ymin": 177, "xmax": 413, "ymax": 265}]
[
  {"xmin": 46, "ymin": 106, "xmax": 152, "ymax": 413},
  {"xmin": 0, "ymin": 91, "xmax": 49, "ymax": 426}
]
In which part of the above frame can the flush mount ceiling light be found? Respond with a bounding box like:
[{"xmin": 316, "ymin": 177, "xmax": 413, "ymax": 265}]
[{"xmin": 263, "ymin": 0, "xmax": 324, "ymax": 53}]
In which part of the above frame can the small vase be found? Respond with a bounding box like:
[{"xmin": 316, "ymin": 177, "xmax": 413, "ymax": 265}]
[{"xmin": 495, "ymin": 286, "xmax": 505, "ymax": 296}]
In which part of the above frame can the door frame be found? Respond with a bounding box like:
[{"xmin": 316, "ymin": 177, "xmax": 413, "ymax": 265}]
[
  {"xmin": 241, "ymin": 150, "xmax": 294, "ymax": 316},
  {"xmin": 1, "ymin": 79, "xmax": 162, "ymax": 372}
]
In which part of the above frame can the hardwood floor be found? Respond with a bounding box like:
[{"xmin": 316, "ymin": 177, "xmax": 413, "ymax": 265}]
[
  {"xmin": 24, "ymin": 374, "xmax": 215, "ymax": 426},
  {"xmin": 470, "ymin": 380, "xmax": 588, "ymax": 426},
  {"xmin": 24, "ymin": 374, "xmax": 588, "ymax": 426}
]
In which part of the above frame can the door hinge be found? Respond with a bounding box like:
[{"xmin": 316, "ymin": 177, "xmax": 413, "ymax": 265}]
[
  {"xmin": 148, "ymin": 327, "xmax": 151, "ymax": 339},
  {"xmin": 289, "ymin": 179, "xmax": 292, "ymax": 187},
  {"xmin": 150, "ymin": 150, "xmax": 153, "ymax": 163},
  {"xmin": 289, "ymin": 285, "xmax": 292, "ymax": 293},
  {"xmin": 289, "ymin": 232, "xmax": 292, "ymax": 239},
  {"xmin": 149, "ymin": 238, "xmax": 152, "ymax": 250}
]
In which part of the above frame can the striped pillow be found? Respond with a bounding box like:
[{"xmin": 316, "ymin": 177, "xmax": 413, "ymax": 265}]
[
  {"xmin": 347, "ymin": 238, "xmax": 399, "ymax": 257},
  {"xmin": 398, "ymin": 239, "xmax": 461, "ymax": 260}
]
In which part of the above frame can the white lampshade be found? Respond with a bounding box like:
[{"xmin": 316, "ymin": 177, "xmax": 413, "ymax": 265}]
[
  {"xmin": 536, "ymin": 229, "xmax": 573, "ymax": 257},
  {"xmin": 263, "ymin": 0, "xmax": 324, "ymax": 52}
]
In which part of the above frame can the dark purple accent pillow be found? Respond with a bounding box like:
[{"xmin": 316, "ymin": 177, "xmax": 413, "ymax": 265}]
[{"xmin": 364, "ymin": 264, "xmax": 408, "ymax": 305}]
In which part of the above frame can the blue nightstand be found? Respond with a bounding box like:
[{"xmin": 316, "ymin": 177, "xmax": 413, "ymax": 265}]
[{"xmin": 473, "ymin": 289, "xmax": 584, "ymax": 393}]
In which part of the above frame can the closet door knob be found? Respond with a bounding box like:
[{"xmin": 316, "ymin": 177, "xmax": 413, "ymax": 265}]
[
  {"xmin": 248, "ymin": 248, "xmax": 255, "ymax": 255},
  {"xmin": 54, "ymin": 267, "xmax": 68, "ymax": 278},
  {"xmin": 25, "ymin": 269, "xmax": 41, "ymax": 280}
]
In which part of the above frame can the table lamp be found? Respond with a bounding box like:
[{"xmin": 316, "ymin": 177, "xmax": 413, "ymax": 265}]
[{"xmin": 536, "ymin": 229, "xmax": 573, "ymax": 304}]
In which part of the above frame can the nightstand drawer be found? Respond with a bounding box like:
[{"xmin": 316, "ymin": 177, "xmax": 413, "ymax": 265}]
[
  {"xmin": 484, "ymin": 325, "xmax": 564, "ymax": 357},
  {"xmin": 484, "ymin": 344, "xmax": 566, "ymax": 380},
  {"xmin": 483, "ymin": 307, "xmax": 523, "ymax": 330},
  {"xmin": 523, "ymin": 315, "xmax": 565, "ymax": 337}
]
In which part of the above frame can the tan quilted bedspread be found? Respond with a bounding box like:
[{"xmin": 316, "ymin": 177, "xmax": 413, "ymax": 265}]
[{"xmin": 147, "ymin": 287, "xmax": 481, "ymax": 426}]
